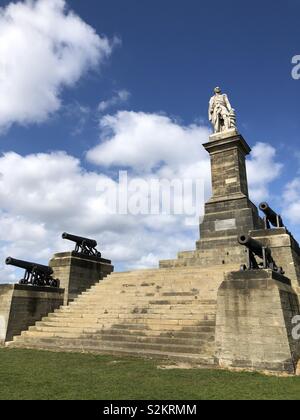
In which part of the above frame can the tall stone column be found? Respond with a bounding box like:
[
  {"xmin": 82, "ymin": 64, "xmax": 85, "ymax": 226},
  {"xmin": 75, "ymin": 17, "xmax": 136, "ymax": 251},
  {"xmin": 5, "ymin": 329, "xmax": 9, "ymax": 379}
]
[
  {"xmin": 205, "ymin": 134, "xmax": 250, "ymax": 202},
  {"xmin": 160, "ymin": 132, "xmax": 264, "ymax": 268},
  {"xmin": 195, "ymin": 134, "xmax": 263, "ymax": 263}
]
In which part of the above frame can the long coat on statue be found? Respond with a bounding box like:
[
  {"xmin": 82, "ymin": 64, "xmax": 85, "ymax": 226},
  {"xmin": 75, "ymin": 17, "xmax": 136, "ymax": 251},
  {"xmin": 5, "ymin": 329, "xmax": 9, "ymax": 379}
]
[{"xmin": 209, "ymin": 93, "xmax": 233, "ymax": 133}]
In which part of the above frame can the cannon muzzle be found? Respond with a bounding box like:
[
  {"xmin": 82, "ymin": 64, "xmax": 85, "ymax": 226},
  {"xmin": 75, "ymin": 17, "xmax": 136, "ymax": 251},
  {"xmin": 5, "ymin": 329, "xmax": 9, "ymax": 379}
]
[
  {"xmin": 5, "ymin": 257, "xmax": 15, "ymax": 266},
  {"xmin": 238, "ymin": 235, "xmax": 267, "ymax": 259},
  {"xmin": 259, "ymin": 202, "xmax": 283, "ymax": 228}
]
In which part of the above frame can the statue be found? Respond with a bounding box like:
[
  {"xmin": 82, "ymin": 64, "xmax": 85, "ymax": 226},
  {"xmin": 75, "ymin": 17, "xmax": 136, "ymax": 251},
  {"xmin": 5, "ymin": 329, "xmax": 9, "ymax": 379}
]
[{"xmin": 209, "ymin": 87, "xmax": 237, "ymax": 134}]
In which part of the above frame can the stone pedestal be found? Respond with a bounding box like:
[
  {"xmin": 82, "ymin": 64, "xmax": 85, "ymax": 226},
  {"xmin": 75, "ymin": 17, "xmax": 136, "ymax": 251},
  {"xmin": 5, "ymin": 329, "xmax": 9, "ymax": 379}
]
[
  {"xmin": 160, "ymin": 133, "xmax": 263, "ymax": 268},
  {"xmin": 215, "ymin": 270, "xmax": 300, "ymax": 374},
  {"xmin": 0, "ymin": 284, "xmax": 64, "ymax": 344},
  {"xmin": 49, "ymin": 252, "xmax": 114, "ymax": 304},
  {"xmin": 198, "ymin": 134, "xmax": 263, "ymax": 244}
]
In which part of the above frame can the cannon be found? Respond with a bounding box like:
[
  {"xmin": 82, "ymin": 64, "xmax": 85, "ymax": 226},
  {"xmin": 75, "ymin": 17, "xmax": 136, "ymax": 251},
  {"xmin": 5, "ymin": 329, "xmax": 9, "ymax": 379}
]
[
  {"xmin": 238, "ymin": 235, "xmax": 284, "ymax": 274},
  {"xmin": 62, "ymin": 233, "xmax": 102, "ymax": 259},
  {"xmin": 5, "ymin": 257, "xmax": 60, "ymax": 288},
  {"xmin": 259, "ymin": 202, "xmax": 284, "ymax": 229}
]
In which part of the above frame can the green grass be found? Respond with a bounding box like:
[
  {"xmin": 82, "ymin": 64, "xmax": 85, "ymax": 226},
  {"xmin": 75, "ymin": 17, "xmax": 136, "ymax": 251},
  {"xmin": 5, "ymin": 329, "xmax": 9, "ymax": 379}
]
[{"xmin": 0, "ymin": 348, "xmax": 299, "ymax": 400}]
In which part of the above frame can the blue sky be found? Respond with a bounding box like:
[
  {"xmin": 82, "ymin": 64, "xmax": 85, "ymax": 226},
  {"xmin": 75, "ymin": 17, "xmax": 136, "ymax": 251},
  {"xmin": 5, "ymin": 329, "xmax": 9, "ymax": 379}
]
[
  {"xmin": 2, "ymin": 0, "xmax": 300, "ymax": 156},
  {"xmin": 0, "ymin": 0, "xmax": 299, "ymax": 281}
]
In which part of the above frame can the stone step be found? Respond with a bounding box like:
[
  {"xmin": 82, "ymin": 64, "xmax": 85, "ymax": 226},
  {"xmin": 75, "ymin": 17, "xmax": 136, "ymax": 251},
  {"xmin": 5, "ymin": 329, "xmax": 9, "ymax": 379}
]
[
  {"xmin": 62, "ymin": 300, "xmax": 217, "ymax": 308},
  {"xmin": 108, "ymin": 266, "xmax": 233, "ymax": 276},
  {"xmin": 49, "ymin": 315, "xmax": 216, "ymax": 324},
  {"xmin": 66, "ymin": 299, "xmax": 209, "ymax": 308},
  {"xmin": 91, "ymin": 334, "xmax": 214, "ymax": 347},
  {"xmin": 6, "ymin": 340, "xmax": 216, "ymax": 365},
  {"xmin": 44, "ymin": 311, "xmax": 216, "ymax": 323},
  {"xmin": 86, "ymin": 288, "xmax": 218, "ymax": 297},
  {"xmin": 58, "ymin": 303, "xmax": 216, "ymax": 311},
  {"xmin": 57, "ymin": 306, "xmax": 214, "ymax": 314},
  {"xmin": 82, "ymin": 289, "xmax": 218, "ymax": 298},
  {"xmin": 50, "ymin": 312, "xmax": 216, "ymax": 320},
  {"xmin": 71, "ymin": 291, "xmax": 210, "ymax": 297},
  {"xmin": 11, "ymin": 335, "xmax": 213, "ymax": 355},
  {"xmin": 35, "ymin": 320, "xmax": 215, "ymax": 332},
  {"xmin": 53, "ymin": 308, "xmax": 210, "ymax": 317},
  {"xmin": 81, "ymin": 290, "xmax": 206, "ymax": 296},
  {"xmin": 97, "ymin": 276, "xmax": 223, "ymax": 284},
  {"xmin": 97, "ymin": 290, "xmax": 216, "ymax": 296},
  {"xmin": 30, "ymin": 324, "xmax": 215, "ymax": 339},
  {"xmin": 100, "ymin": 278, "xmax": 212, "ymax": 285},
  {"xmin": 93, "ymin": 280, "xmax": 222, "ymax": 289},
  {"xmin": 21, "ymin": 329, "xmax": 214, "ymax": 347},
  {"xmin": 64, "ymin": 308, "xmax": 216, "ymax": 315},
  {"xmin": 73, "ymin": 287, "xmax": 214, "ymax": 293}
]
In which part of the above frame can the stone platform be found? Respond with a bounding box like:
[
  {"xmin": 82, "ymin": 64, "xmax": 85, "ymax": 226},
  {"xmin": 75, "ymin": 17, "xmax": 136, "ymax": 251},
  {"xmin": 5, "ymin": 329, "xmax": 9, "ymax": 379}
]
[{"xmin": 6, "ymin": 264, "xmax": 237, "ymax": 364}]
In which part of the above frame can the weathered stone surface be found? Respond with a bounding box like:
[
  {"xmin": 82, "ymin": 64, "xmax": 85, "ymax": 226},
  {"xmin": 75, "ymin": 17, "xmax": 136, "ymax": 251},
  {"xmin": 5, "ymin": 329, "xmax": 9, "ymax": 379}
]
[
  {"xmin": 6, "ymin": 264, "xmax": 237, "ymax": 363},
  {"xmin": 49, "ymin": 251, "xmax": 114, "ymax": 304},
  {"xmin": 160, "ymin": 134, "xmax": 264, "ymax": 269},
  {"xmin": 215, "ymin": 269, "xmax": 300, "ymax": 374},
  {"xmin": 0, "ymin": 284, "xmax": 64, "ymax": 344},
  {"xmin": 209, "ymin": 128, "xmax": 238, "ymax": 141},
  {"xmin": 297, "ymin": 360, "xmax": 300, "ymax": 376}
]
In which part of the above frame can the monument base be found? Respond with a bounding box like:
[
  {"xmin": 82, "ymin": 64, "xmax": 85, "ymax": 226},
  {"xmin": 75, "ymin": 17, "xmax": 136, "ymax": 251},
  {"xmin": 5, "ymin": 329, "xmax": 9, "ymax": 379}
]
[
  {"xmin": 215, "ymin": 270, "xmax": 300, "ymax": 374},
  {"xmin": 209, "ymin": 128, "xmax": 239, "ymax": 142}
]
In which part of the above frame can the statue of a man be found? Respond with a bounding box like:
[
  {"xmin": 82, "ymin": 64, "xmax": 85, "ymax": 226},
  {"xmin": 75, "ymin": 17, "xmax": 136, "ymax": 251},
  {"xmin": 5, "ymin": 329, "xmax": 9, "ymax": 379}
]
[{"xmin": 209, "ymin": 87, "xmax": 237, "ymax": 134}]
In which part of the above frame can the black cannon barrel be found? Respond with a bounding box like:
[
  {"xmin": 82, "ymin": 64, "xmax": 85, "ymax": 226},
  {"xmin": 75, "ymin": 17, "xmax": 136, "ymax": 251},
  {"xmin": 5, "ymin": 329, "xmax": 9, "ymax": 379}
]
[
  {"xmin": 62, "ymin": 232, "xmax": 97, "ymax": 248},
  {"xmin": 238, "ymin": 235, "xmax": 265, "ymax": 259},
  {"xmin": 259, "ymin": 202, "xmax": 282, "ymax": 227},
  {"xmin": 5, "ymin": 257, "xmax": 53, "ymax": 275}
]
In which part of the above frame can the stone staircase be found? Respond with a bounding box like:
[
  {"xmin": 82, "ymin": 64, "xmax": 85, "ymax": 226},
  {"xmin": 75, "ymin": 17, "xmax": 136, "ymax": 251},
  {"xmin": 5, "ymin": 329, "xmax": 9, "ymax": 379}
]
[{"xmin": 6, "ymin": 264, "xmax": 237, "ymax": 364}]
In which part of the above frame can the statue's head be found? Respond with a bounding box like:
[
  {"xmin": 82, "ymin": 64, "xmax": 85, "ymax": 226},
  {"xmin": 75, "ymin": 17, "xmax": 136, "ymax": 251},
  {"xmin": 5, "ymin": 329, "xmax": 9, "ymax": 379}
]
[{"xmin": 214, "ymin": 87, "xmax": 221, "ymax": 94}]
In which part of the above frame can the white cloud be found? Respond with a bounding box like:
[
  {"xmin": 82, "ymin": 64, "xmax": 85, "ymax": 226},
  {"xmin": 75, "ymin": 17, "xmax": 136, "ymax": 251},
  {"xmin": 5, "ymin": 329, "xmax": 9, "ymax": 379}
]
[
  {"xmin": 87, "ymin": 111, "xmax": 211, "ymax": 173},
  {"xmin": 0, "ymin": 149, "xmax": 198, "ymax": 283},
  {"xmin": 247, "ymin": 142, "xmax": 283, "ymax": 202},
  {"xmin": 87, "ymin": 112, "xmax": 282, "ymax": 202},
  {"xmin": 282, "ymin": 178, "xmax": 300, "ymax": 224},
  {"xmin": 0, "ymin": 0, "xmax": 114, "ymax": 130},
  {"xmin": 0, "ymin": 111, "xmax": 284, "ymax": 283},
  {"xmin": 98, "ymin": 90, "xmax": 131, "ymax": 112}
]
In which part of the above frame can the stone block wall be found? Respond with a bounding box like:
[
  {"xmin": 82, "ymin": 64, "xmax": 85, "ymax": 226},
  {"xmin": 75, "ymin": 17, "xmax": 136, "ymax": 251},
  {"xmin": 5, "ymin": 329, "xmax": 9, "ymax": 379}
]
[
  {"xmin": 0, "ymin": 284, "xmax": 64, "ymax": 344},
  {"xmin": 215, "ymin": 270, "xmax": 300, "ymax": 374}
]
